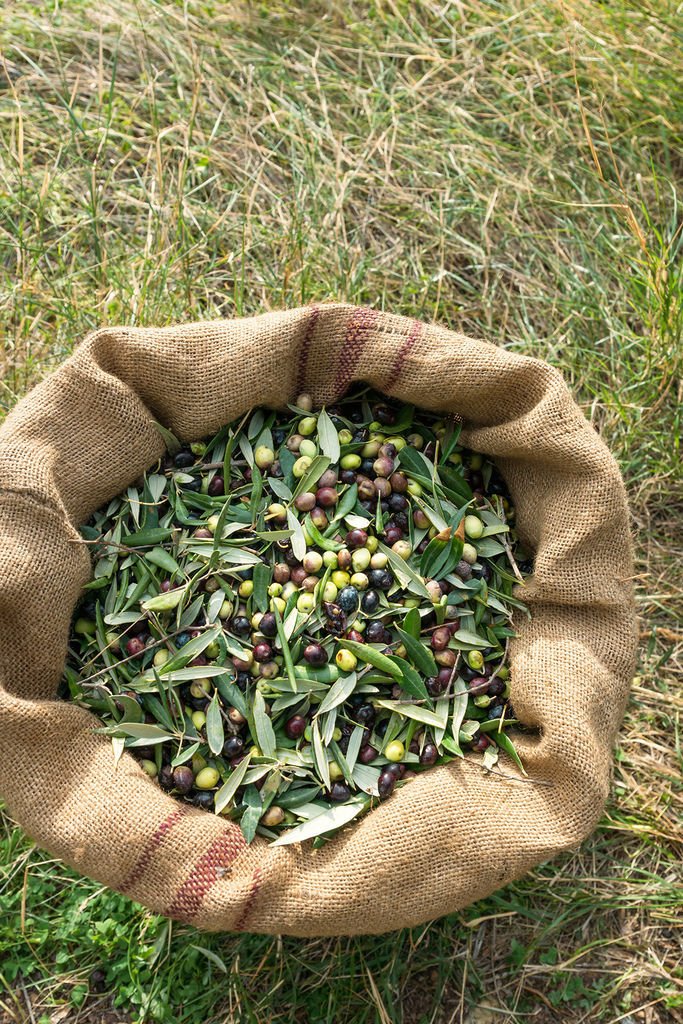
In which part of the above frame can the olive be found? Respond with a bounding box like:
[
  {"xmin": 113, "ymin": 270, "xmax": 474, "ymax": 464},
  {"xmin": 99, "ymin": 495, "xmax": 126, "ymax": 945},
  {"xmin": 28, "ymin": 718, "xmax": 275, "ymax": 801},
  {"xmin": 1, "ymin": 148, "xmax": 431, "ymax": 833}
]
[
  {"xmin": 338, "ymin": 586, "xmax": 359, "ymax": 613},
  {"xmin": 419, "ymin": 742, "xmax": 438, "ymax": 766},
  {"xmin": 471, "ymin": 735, "xmax": 491, "ymax": 752},
  {"xmin": 303, "ymin": 642, "xmax": 327, "ymax": 666},
  {"xmin": 158, "ymin": 765, "xmax": 175, "ymax": 791},
  {"xmin": 361, "ymin": 589, "xmax": 380, "ymax": 614},
  {"xmin": 340, "ymin": 469, "xmax": 357, "ymax": 485},
  {"xmin": 285, "ymin": 714, "xmax": 307, "ymax": 739},
  {"xmin": 208, "ymin": 475, "xmax": 224, "ymax": 496},
  {"xmin": 193, "ymin": 791, "xmax": 214, "ymax": 810},
  {"xmin": 426, "ymin": 675, "xmax": 448, "ymax": 697},
  {"xmin": 385, "ymin": 762, "xmax": 406, "ymax": 779},
  {"xmin": 378, "ymin": 770, "xmax": 396, "ymax": 799},
  {"xmin": 231, "ymin": 616, "xmax": 251, "ymax": 636},
  {"xmin": 345, "ymin": 528, "xmax": 368, "ymax": 549},
  {"xmin": 383, "ymin": 526, "xmax": 402, "ymax": 545},
  {"xmin": 126, "ymin": 637, "xmax": 145, "ymax": 658},
  {"xmin": 431, "ymin": 627, "xmax": 451, "ymax": 651},
  {"xmin": 252, "ymin": 641, "xmax": 272, "ymax": 663},
  {"xmin": 488, "ymin": 677, "xmax": 506, "ymax": 696},
  {"xmin": 172, "ymin": 765, "xmax": 194, "ymax": 794},
  {"xmin": 294, "ymin": 491, "xmax": 317, "ymax": 512},
  {"xmin": 259, "ymin": 612, "xmax": 278, "ymax": 637},
  {"xmin": 365, "ymin": 620, "xmax": 386, "ymax": 642},
  {"xmin": 388, "ymin": 493, "xmax": 408, "ymax": 512},
  {"xmin": 174, "ymin": 450, "xmax": 195, "ymax": 468},
  {"xmin": 367, "ymin": 569, "xmax": 393, "ymax": 591},
  {"xmin": 223, "ymin": 736, "xmax": 244, "ymax": 758},
  {"xmin": 487, "ymin": 704, "xmax": 504, "ymax": 720},
  {"xmin": 374, "ymin": 404, "xmax": 396, "ymax": 426},
  {"xmin": 355, "ymin": 703, "xmax": 376, "ymax": 726},
  {"xmin": 329, "ymin": 782, "xmax": 351, "ymax": 803},
  {"xmin": 359, "ymin": 743, "xmax": 378, "ymax": 764},
  {"xmin": 468, "ymin": 676, "xmax": 490, "ymax": 695}
]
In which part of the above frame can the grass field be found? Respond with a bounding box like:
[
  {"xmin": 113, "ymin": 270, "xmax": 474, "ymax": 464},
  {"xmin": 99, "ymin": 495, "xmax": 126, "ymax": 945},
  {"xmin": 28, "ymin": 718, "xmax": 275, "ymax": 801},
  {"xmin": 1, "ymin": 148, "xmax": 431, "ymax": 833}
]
[{"xmin": 1, "ymin": 1, "xmax": 682, "ymax": 1022}]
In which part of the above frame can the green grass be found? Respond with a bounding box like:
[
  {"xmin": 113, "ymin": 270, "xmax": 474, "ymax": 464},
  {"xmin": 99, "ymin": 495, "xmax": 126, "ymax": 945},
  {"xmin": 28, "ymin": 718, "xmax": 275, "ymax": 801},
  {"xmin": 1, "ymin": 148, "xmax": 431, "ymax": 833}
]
[{"xmin": 1, "ymin": 1, "xmax": 682, "ymax": 1022}]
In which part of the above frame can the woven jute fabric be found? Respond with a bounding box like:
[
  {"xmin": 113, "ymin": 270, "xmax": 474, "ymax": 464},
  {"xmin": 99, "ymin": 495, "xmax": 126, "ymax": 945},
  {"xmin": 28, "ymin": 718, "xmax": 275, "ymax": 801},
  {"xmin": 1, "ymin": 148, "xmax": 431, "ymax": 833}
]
[{"xmin": 0, "ymin": 304, "xmax": 637, "ymax": 936}]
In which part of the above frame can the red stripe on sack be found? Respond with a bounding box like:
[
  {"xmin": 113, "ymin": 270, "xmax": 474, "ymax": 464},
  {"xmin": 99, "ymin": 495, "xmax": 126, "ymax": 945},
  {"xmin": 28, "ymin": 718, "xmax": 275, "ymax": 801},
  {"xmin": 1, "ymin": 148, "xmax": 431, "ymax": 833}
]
[
  {"xmin": 332, "ymin": 306, "xmax": 380, "ymax": 400},
  {"xmin": 295, "ymin": 305, "xmax": 321, "ymax": 395},
  {"xmin": 234, "ymin": 867, "xmax": 265, "ymax": 932},
  {"xmin": 164, "ymin": 826, "xmax": 247, "ymax": 923},
  {"xmin": 383, "ymin": 319, "xmax": 424, "ymax": 391},
  {"xmin": 120, "ymin": 807, "xmax": 187, "ymax": 892}
]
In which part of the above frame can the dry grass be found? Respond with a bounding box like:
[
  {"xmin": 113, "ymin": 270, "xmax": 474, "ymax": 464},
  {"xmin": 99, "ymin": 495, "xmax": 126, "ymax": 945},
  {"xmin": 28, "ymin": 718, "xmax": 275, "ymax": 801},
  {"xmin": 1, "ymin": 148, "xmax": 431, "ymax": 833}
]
[{"xmin": 0, "ymin": 1, "xmax": 682, "ymax": 1022}]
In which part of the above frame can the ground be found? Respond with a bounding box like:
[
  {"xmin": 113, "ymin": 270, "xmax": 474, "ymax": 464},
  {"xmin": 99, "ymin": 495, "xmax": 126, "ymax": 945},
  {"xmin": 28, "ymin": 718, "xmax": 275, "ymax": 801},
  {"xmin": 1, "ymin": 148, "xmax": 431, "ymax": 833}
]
[{"xmin": 0, "ymin": 2, "xmax": 681, "ymax": 1022}]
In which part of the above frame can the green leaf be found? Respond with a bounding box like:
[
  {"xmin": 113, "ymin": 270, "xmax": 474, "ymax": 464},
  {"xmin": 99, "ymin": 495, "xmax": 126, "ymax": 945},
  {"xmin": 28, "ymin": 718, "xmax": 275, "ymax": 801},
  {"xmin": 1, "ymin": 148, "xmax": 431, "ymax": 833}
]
[
  {"xmin": 214, "ymin": 752, "xmax": 253, "ymax": 815},
  {"xmin": 214, "ymin": 674, "xmax": 249, "ymax": 719},
  {"xmin": 153, "ymin": 421, "xmax": 181, "ymax": 455},
  {"xmin": 189, "ymin": 945, "xmax": 228, "ymax": 974},
  {"xmin": 122, "ymin": 527, "xmax": 175, "ymax": 547},
  {"xmin": 162, "ymin": 625, "xmax": 222, "ymax": 673},
  {"xmin": 439, "ymin": 422, "xmax": 462, "ymax": 463},
  {"xmin": 144, "ymin": 547, "xmax": 181, "ymax": 575},
  {"xmin": 449, "ymin": 677, "xmax": 468, "ymax": 757},
  {"xmin": 374, "ymin": 700, "xmax": 445, "ymax": 728},
  {"xmin": 291, "ymin": 455, "xmax": 331, "ymax": 499},
  {"xmin": 331, "ymin": 483, "xmax": 358, "ymax": 524},
  {"xmin": 315, "ymin": 671, "xmax": 357, "ymax": 716},
  {"xmin": 452, "ymin": 628, "xmax": 489, "ymax": 648},
  {"xmin": 271, "ymin": 797, "xmax": 366, "ymax": 846},
  {"xmin": 377, "ymin": 542, "xmax": 432, "ymax": 599},
  {"xmin": 141, "ymin": 587, "xmax": 186, "ymax": 612},
  {"xmin": 273, "ymin": 604, "xmax": 298, "ymax": 692},
  {"xmin": 402, "ymin": 607, "xmax": 421, "ymax": 639},
  {"xmin": 286, "ymin": 508, "xmax": 307, "ymax": 562},
  {"xmin": 492, "ymin": 731, "xmax": 527, "ymax": 775},
  {"xmin": 238, "ymin": 785, "xmax": 262, "ymax": 844},
  {"xmin": 171, "ymin": 742, "xmax": 201, "ymax": 767},
  {"xmin": 252, "ymin": 561, "xmax": 271, "ymax": 614},
  {"xmin": 116, "ymin": 723, "xmax": 176, "ymax": 743},
  {"xmin": 395, "ymin": 627, "xmax": 438, "ymax": 677},
  {"xmin": 339, "ymin": 639, "xmax": 402, "ymax": 680},
  {"xmin": 312, "ymin": 718, "xmax": 330, "ymax": 790},
  {"xmin": 317, "ymin": 408, "xmax": 340, "ymax": 463},
  {"xmin": 206, "ymin": 692, "xmax": 225, "ymax": 755},
  {"xmin": 387, "ymin": 656, "xmax": 430, "ymax": 701},
  {"xmin": 253, "ymin": 690, "xmax": 276, "ymax": 758}
]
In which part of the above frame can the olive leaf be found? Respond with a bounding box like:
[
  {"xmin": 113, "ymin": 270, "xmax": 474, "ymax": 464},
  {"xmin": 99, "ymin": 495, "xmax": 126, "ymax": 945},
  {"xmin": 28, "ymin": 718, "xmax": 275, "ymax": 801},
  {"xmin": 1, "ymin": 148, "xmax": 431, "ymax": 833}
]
[
  {"xmin": 214, "ymin": 752, "xmax": 253, "ymax": 815},
  {"xmin": 252, "ymin": 690, "xmax": 277, "ymax": 758},
  {"xmin": 271, "ymin": 797, "xmax": 367, "ymax": 846},
  {"xmin": 394, "ymin": 627, "xmax": 438, "ymax": 678},
  {"xmin": 316, "ymin": 407, "xmax": 341, "ymax": 463},
  {"xmin": 206, "ymin": 692, "xmax": 225, "ymax": 755}
]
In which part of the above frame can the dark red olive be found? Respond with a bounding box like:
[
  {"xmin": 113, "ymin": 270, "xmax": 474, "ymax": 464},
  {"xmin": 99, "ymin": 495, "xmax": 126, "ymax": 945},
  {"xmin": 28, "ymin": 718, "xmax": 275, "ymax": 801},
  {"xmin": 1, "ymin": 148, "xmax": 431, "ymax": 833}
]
[
  {"xmin": 285, "ymin": 714, "xmax": 307, "ymax": 739},
  {"xmin": 431, "ymin": 627, "xmax": 451, "ymax": 651},
  {"xmin": 316, "ymin": 487, "xmax": 338, "ymax": 508},
  {"xmin": 172, "ymin": 765, "xmax": 194, "ymax": 794},
  {"xmin": 389, "ymin": 472, "xmax": 408, "ymax": 493},
  {"xmin": 468, "ymin": 676, "xmax": 490, "ymax": 695},
  {"xmin": 158, "ymin": 765, "xmax": 174, "ymax": 790},
  {"xmin": 419, "ymin": 742, "xmax": 438, "ymax": 766},
  {"xmin": 252, "ymin": 642, "xmax": 272, "ymax": 663},
  {"xmin": 303, "ymin": 642, "xmax": 327, "ymax": 666},
  {"xmin": 310, "ymin": 506, "xmax": 329, "ymax": 528},
  {"xmin": 259, "ymin": 612, "xmax": 278, "ymax": 637},
  {"xmin": 208, "ymin": 475, "xmax": 224, "ymax": 496},
  {"xmin": 359, "ymin": 744, "xmax": 378, "ymax": 764},
  {"xmin": 472, "ymin": 735, "xmax": 491, "ymax": 752},
  {"xmin": 126, "ymin": 637, "xmax": 145, "ymax": 658},
  {"xmin": 329, "ymin": 782, "xmax": 351, "ymax": 802},
  {"xmin": 378, "ymin": 770, "xmax": 396, "ymax": 799},
  {"xmin": 384, "ymin": 526, "xmax": 402, "ymax": 545},
  {"xmin": 345, "ymin": 528, "xmax": 368, "ymax": 549}
]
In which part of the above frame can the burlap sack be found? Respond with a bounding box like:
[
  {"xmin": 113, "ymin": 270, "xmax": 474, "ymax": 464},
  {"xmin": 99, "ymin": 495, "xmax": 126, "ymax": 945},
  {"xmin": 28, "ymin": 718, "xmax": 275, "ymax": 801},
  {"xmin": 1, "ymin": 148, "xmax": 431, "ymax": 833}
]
[{"xmin": 0, "ymin": 304, "xmax": 637, "ymax": 935}]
